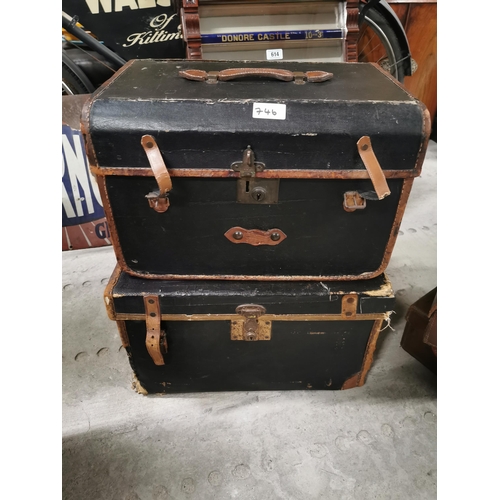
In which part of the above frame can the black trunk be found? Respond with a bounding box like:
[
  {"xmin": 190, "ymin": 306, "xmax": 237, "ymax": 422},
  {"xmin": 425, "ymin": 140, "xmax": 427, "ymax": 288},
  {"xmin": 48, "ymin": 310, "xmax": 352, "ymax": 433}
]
[
  {"xmin": 105, "ymin": 268, "xmax": 395, "ymax": 394},
  {"xmin": 84, "ymin": 60, "xmax": 429, "ymax": 280}
]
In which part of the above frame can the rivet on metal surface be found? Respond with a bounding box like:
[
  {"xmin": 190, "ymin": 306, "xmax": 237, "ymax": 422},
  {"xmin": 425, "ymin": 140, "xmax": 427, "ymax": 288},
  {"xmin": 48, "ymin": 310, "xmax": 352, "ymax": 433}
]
[
  {"xmin": 233, "ymin": 231, "xmax": 243, "ymax": 240},
  {"xmin": 270, "ymin": 232, "xmax": 281, "ymax": 241}
]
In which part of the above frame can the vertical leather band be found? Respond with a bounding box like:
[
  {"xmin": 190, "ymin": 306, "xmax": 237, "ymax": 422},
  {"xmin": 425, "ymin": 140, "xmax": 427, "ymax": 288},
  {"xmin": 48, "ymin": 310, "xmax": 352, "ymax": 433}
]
[
  {"xmin": 357, "ymin": 136, "xmax": 391, "ymax": 200},
  {"xmin": 141, "ymin": 135, "xmax": 172, "ymax": 213},
  {"xmin": 144, "ymin": 295, "xmax": 165, "ymax": 366},
  {"xmin": 141, "ymin": 135, "xmax": 172, "ymax": 194}
]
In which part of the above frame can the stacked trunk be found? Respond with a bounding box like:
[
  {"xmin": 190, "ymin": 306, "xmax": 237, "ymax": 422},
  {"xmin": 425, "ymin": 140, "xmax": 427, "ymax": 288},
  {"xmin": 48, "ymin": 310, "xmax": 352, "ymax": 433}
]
[{"xmin": 83, "ymin": 59, "xmax": 430, "ymax": 394}]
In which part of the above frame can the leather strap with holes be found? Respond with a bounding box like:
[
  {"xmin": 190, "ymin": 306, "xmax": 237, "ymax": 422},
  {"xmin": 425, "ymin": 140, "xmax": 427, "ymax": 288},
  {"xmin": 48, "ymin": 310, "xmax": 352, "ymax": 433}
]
[{"xmin": 144, "ymin": 295, "xmax": 165, "ymax": 366}]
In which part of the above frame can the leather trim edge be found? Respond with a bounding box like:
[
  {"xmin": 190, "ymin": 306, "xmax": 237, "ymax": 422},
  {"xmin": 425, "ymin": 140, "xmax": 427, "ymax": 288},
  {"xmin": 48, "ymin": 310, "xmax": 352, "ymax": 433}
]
[
  {"xmin": 368, "ymin": 178, "xmax": 414, "ymax": 278},
  {"xmin": 96, "ymin": 175, "xmax": 129, "ymax": 274},
  {"xmin": 116, "ymin": 320, "xmax": 130, "ymax": 348},
  {"xmin": 341, "ymin": 372, "xmax": 361, "ymax": 390},
  {"xmin": 103, "ymin": 264, "xmax": 122, "ymax": 320},
  {"xmin": 368, "ymin": 62, "xmax": 431, "ymax": 177},
  {"xmin": 358, "ymin": 319, "xmax": 384, "ymax": 386},
  {"xmin": 118, "ymin": 270, "xmax": 384, "ymax": 281},
  {"xmin": 90, "ymin": 166, "xmax": 420, "ymax": 180}
]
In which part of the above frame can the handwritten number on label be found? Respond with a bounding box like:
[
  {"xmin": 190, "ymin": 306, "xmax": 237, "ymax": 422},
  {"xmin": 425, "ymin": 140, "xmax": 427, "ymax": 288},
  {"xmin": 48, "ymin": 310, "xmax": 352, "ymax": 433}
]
[{"xmin": 252, "ymin": 103, "xmax": 286, "ymax": 120}]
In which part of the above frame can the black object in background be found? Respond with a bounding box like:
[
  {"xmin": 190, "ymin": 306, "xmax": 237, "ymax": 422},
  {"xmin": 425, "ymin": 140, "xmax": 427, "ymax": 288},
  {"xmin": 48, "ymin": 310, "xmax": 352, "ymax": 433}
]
[{"xmin": 62, "ymin": 0, "xmax": 185, "ymax": 60}]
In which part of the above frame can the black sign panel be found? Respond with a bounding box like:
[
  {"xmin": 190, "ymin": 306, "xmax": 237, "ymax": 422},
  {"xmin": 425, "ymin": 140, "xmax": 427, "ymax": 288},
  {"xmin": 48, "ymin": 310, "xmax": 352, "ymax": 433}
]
[{"xmin": 62, "ymin": 0, "xmax": 185, "ymax": 60}]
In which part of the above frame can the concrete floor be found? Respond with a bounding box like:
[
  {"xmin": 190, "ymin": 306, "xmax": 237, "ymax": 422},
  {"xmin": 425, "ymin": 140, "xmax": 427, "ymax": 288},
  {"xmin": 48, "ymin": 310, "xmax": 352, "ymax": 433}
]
[{"xmin": 62, "ymin": 141, "xmax": 437, "ymax": 500}]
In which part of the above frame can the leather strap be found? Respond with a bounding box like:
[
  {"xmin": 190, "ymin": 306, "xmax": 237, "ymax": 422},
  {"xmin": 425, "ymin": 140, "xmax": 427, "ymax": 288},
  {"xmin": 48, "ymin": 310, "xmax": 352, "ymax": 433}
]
[
  {"xmin": 357, "ymin": 136, "xmax": 391, "ymax": 200},
  {"xmin": 141, "ymin": 135, "xmax": 172, "ymax": 195},
  {"xmin": 144, "ymin": 295, "xmax": 165, "ymax": 366},
  {"xmin": 179, "ymin": 68, "xmax": 333, "ymax": 83}
]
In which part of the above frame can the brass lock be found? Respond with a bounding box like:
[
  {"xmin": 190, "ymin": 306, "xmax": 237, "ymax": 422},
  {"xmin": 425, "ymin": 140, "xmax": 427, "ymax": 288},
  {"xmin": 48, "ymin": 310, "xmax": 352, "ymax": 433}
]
[
  {"xmin": 231, "ymin": 146, "xmax": 279, "ymax": 204},
  {"xmin": 231, "ymin": 304, "xmax": 271, "ymax": 341}
]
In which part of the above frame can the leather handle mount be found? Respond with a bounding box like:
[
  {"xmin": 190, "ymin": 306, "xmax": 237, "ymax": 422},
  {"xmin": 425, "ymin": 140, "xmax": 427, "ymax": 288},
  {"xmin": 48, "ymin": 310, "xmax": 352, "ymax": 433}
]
[
  {"xmin": 344, "ymin": 137, "xmax": 391, "ymax": 212},
  {"xmin": 225, "ymin": 227, "xmax": 287, "ymax": 246},
  {"xmin": 179, "ymin": 68, "xmax": 333, "ymax": 84},
  {"xmin": 139, "ymin": 135, "xmax": 389, "ymax": 215}
]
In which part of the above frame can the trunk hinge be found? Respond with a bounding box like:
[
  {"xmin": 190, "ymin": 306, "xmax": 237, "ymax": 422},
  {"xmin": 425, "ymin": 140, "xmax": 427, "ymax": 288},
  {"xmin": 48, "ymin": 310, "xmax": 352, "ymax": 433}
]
[{"xmin": 144, "ymin": 295, "xmax": 167, "ymax": 365}]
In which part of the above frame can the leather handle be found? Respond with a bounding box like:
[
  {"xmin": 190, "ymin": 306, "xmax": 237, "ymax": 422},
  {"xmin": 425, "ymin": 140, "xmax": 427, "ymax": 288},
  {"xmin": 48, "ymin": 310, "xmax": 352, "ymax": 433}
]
[
  {"xmin": 221, "ymin": 68, "xmax": 294, "ymax": 82},
  {"xmin": 141, "ymin": 135, "xmax": 172, "ymax": 213},
  {"xmin": 357, "ymin": 136, "xmax": 391, "ymax": 200},
  {"xmin": 179, "ymin": 68, "xmax": 333, "ymax": 83}
]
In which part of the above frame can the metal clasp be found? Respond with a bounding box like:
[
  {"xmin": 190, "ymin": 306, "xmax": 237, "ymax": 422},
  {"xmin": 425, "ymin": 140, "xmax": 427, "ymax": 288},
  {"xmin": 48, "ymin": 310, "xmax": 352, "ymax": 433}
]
[
  {"xmin": 231, "ymin": 146, "xmax": 279, "ymax": 204},
  {"xmin": 145, "ymin": 191, "xmax": 170, "ymax": 212},
  {"xmin": 343, "ymin": 191, "xmax": 367, "ymax": 212},
  {"xmin": 231, "ymin": 145, "xmax": 265, "ymax": 177},
  {"xmin": 231, "ymin": 304, "xmax": 271, "ymax": 341}
]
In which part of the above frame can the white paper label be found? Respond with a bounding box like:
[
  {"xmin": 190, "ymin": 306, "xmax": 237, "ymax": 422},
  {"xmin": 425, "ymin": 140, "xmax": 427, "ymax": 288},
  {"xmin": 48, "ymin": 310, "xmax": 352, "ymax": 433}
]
[
  {"xmin": 252, "ymin": 103, "xmax": 286, "ymax": 120},
  {"xmin": 266, "ymin": 48, "xmax": 283, "ymax": 60}
]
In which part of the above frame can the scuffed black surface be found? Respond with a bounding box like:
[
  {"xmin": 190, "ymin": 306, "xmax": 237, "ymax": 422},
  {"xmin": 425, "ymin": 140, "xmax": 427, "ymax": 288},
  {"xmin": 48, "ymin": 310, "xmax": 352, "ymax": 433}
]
[{"xmin": 88, "ymin": 60, "xmax": 425, "ymax": 170}]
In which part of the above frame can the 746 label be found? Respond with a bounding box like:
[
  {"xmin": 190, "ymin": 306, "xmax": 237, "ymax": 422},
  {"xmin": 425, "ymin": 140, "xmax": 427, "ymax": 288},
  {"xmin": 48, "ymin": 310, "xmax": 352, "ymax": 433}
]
[{"xmin": 252, "ymin": 102, "xmax": 286, "ymax": 120}]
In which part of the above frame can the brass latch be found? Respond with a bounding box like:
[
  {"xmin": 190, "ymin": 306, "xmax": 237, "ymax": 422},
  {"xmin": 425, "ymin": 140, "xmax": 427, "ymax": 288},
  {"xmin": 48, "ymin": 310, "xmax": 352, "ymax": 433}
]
[
  {"xmin": 231, "ymin": 304, "xmax": 271, "ymax": 341},
  {"xmin": 231, "ymin": 146, "xmax": 279, "ymax": 204}
]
